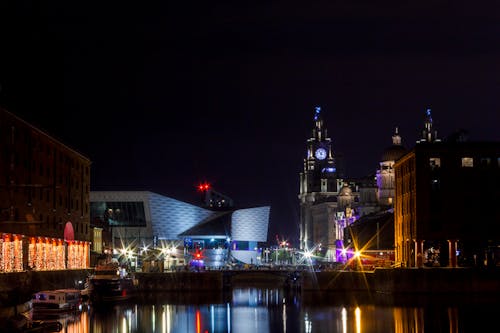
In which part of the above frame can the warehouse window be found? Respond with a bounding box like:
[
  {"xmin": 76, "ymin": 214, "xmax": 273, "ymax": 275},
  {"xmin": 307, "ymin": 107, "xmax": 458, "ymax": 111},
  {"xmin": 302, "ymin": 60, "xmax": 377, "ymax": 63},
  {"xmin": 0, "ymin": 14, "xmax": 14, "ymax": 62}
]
[
  {"xmin": 461, "ymin": 157, "xmax": 473, "ymax": 167},
  {"xmin": 429, "ymin": 157, "xmax": 441, "ymax": 169}
]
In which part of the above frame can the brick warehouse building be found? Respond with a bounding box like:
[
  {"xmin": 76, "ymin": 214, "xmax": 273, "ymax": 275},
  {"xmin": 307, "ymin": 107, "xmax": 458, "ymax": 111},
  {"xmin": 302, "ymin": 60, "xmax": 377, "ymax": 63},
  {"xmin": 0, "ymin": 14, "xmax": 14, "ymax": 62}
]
[
  {"xmin": 394, "ymin": 140, "xmax": 500, "ymax": 268},
  {"xmin": 0, "ymin": 108, "xmax": 91, "ymax": 271}
]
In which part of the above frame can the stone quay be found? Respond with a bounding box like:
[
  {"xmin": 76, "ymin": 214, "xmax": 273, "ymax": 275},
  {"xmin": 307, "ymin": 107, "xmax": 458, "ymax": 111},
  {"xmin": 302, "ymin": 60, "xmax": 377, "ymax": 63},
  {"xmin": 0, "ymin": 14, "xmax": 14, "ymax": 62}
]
[{"xmin": 1, "ymin": 267, "xmax": 499, "ymax": 318}]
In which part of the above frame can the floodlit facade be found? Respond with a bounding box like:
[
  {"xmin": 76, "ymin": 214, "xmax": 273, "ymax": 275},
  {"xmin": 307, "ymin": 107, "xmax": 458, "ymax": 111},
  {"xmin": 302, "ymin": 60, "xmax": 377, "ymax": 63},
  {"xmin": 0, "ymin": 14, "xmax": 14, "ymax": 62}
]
[
  {"xmin": 298, "ymin": 107, "xmax": 402, "ymax": 262},
  {"xmin": 298, "ymin": 107, "xmax": 360, "ymax": 261},
  {"xmin": 376, "ymin": 127, "xmax": 407, "ymax": 207}
]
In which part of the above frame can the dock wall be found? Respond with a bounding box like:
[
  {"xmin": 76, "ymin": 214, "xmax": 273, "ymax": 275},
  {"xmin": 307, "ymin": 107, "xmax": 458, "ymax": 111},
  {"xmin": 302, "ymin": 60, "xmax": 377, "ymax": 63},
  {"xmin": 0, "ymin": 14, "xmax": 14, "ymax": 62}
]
[
  {"xmin": 1, "ymin": 267, "xmax": 499, "ymax": 317},
  {"xmin": 301, "ymin": 268, "xmax": 500, "ymax": 293}
]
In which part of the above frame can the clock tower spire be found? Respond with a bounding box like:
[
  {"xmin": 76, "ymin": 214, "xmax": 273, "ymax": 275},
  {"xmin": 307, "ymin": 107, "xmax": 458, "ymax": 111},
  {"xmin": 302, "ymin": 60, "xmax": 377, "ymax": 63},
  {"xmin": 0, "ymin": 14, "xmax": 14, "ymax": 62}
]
[
  {"xmin": 303, "ymin": 106, "xmax": 336, "ymax": 175},
  {"xmin": 299, "ymin": 106, "xmax": 340, "ymax": 251}
]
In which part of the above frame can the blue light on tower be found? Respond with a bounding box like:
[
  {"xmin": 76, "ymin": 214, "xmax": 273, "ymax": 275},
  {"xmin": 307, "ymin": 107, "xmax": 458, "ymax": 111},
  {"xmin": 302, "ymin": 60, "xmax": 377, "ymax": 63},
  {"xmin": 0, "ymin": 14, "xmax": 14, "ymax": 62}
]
[{"xmin": 314, "ymin": 106, "xmax": 321, "ymax": 120}]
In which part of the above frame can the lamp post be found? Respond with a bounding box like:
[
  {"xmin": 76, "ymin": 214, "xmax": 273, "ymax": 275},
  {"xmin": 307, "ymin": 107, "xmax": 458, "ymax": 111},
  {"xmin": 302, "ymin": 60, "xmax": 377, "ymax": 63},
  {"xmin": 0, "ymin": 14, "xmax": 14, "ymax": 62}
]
[
  {"xmin": 166, "ymin": 249, "xmax": 170, "ymax": 270},
  {"xmin": 167, "ymin": 247, "xmax": 175, "ymax": 270},
  {"xmin": 127, "ymin": 249, "xmax": 137, "ymax": 272},
  {"xmin": 139, "ymin": 246, "xmax": 149, "ymax": 272}
]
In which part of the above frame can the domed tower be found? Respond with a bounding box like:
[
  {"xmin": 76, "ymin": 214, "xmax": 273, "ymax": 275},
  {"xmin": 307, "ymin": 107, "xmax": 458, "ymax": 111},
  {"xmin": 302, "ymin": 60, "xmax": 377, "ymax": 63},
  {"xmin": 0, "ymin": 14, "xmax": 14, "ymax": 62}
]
[{"xmin": 376, "ymin": 127, "xmax": 407, "ymax": 207}]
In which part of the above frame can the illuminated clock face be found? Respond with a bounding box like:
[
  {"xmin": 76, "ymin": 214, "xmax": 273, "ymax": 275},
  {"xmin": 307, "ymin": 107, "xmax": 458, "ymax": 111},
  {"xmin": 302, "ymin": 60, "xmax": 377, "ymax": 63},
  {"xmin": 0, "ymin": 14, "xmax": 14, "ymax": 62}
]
[{"xmin": 315, "ymin": 148, "xmax": 327, "ymax": 160}]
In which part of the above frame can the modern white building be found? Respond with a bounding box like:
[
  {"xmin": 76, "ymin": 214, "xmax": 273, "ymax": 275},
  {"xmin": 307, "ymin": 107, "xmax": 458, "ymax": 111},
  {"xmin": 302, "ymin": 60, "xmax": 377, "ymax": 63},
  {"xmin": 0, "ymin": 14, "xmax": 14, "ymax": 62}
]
[{"xmin": 90, "ymin": 191, "xmax": 270, "ymax": 267}]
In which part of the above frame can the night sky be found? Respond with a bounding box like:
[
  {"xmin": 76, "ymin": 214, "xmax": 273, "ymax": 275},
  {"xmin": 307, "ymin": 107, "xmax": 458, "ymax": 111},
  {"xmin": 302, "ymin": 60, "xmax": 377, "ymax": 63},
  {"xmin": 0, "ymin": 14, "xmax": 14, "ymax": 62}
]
[{"xmin": 1, "ymin": 2, "xmax": 500, "ymax": 246}]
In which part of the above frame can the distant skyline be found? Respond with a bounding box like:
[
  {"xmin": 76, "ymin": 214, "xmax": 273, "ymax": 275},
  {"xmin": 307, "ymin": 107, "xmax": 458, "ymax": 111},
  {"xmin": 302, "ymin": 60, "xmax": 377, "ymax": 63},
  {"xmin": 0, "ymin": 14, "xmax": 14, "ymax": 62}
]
[{"xmin": 1, "ymin": 2, "xmax": 500, "ymax": 245}]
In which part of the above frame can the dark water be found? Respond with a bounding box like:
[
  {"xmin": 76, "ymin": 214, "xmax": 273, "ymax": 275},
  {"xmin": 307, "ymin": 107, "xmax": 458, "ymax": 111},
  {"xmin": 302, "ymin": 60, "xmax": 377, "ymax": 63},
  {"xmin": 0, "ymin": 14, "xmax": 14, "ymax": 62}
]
[{"xmin": 28, "ymin": 288, "xmax": 500, "ymax": 333}]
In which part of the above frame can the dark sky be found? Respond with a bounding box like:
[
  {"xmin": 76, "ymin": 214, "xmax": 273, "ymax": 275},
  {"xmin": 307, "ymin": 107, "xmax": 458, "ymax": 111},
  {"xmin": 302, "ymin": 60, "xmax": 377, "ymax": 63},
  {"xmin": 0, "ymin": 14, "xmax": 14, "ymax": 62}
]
[{"xmin": 1, "ymin": 1, "xmax": 500, "ymax": 245}]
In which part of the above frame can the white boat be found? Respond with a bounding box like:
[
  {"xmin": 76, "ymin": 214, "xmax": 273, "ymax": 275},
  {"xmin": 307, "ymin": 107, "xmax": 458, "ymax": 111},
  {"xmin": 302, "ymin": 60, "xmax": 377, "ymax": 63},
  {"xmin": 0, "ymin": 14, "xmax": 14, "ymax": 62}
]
[{"xmin": 31, "ymin": 288, "xmax": 82, "ymax": 314}]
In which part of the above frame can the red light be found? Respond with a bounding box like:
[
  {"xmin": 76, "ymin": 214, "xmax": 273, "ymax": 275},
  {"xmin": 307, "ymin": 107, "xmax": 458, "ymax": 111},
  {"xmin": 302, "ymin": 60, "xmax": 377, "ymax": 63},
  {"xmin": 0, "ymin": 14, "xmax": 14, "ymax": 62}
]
[
  {"xmin": 197, "ymin": 182, "xmax": 211, "ymax": 192},
  {"xmin": 195, "ymin": 252, "xmax": 201, "ymax": 259}
]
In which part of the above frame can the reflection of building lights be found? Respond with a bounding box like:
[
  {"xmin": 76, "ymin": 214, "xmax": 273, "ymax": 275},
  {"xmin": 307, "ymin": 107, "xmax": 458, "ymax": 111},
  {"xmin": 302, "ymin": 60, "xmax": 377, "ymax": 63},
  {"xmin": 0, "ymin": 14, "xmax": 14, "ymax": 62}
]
[
  {"xmin": 355, "ymin": 307, "xmax": 361, "ymax": 333},
  {"xmin": 196, "ymin": 310, "xmax": 201, "ymax": 333},
  {"xmin": 211, "ymin": 305, "xmax": 215, "ymax": 333},
  {"xmin": 304, "ymin": 312, "xmax": 312, "ymax": 333},
  {"xmin": 151, "ymin": 305, "xmax": 155, "ymax": 332},
  {"xmin": 162, "ymin": 305, "xmax": 169, "ymax": 333},
  {"xmin": 342, "ymin": 308, "xmax": 347, "ymax": 333},
  {"xmin": 283, "ymin": 301, "xmax": 287, "ymax": 332},
  {"xmin": 227, "ymin": 303, "xmax": 231, "ymax": 333}
]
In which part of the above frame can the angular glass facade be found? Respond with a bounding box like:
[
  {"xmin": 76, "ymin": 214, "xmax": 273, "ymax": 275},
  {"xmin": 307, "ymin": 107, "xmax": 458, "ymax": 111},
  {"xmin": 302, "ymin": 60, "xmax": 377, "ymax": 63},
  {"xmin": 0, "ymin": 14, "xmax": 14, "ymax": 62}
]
[{"xmin": 90, "ymin": 201, "xmax": 147, "ymax": 227}]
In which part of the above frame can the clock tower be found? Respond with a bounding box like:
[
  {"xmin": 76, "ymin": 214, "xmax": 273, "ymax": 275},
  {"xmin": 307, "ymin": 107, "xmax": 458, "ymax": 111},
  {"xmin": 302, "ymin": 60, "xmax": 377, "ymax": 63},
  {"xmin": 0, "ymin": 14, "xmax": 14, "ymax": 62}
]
[{"xmin": 298, "ymin": 107, "xmax": 342, "ymax": 253}]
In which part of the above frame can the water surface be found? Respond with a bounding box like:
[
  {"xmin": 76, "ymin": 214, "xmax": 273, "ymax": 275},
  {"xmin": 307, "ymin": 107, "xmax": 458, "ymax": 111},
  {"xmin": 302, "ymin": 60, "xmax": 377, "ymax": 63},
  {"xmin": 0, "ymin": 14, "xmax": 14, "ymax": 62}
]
[{"xmin": 30, "ymin": 288, "xmax": 500, "ymax": 333}]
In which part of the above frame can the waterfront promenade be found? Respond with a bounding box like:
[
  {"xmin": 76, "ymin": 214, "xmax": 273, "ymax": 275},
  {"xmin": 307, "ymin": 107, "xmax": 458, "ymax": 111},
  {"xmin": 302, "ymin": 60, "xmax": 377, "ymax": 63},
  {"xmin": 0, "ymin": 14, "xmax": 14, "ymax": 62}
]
[{"xmin": 1, "ymin": 267, "xmax": 499, "ymax": 318}]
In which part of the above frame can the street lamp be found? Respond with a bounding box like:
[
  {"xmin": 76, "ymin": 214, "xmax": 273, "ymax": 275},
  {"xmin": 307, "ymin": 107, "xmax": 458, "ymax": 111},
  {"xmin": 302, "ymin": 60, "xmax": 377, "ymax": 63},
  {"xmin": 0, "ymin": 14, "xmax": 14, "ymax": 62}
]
[
  {"xmin": 264, "ymin": 248, "xmax": 270, "ymax": 263},
  {"xmin": 160, "ymin": 245, "xmax": 177, "ymax": 270},
  {"xmin": 126, "ymin": 249, "xmax": 137, "ymax": 272},
  {"xmin": 139, "ymin": 245, "xmax": 149, "ymax": 272},
  {"xmin": 303, "ymin": 249, "xmax": 313, "ymax": 265}
]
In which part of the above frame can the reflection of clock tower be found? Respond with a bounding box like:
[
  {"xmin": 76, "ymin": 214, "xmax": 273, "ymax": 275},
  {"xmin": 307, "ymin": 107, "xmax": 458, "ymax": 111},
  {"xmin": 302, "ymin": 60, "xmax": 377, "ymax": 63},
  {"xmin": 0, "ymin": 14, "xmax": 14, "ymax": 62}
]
[{"xmin": 298, "ymin": 107, "xmax": 340, "ymax": 252}]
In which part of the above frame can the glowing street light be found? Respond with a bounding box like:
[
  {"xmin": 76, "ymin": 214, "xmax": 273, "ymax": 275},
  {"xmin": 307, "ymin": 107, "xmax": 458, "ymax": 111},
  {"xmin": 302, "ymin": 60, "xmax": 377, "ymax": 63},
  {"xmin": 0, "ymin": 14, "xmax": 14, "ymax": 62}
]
[{"xmin": 303, "ymin": 250, "xmax": 313, "ymax": 264}]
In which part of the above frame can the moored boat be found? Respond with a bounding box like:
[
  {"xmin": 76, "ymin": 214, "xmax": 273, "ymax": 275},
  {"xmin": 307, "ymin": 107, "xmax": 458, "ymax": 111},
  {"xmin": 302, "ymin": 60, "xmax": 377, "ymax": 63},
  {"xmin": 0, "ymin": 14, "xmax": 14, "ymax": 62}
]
[
  {"xmin": 88, "ymin": 261, "xmax": 137, "ymax": 303},
  {"xmin": 31, "ymin": 289, "xmax": 82, "ymax": 315}
]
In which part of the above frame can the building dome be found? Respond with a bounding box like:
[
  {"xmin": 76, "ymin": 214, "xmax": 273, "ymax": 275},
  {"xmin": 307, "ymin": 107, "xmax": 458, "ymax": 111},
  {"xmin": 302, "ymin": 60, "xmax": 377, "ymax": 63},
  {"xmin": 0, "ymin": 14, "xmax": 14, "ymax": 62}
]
[
  {"xmin": 381, "ymin": 127, "xmax": 407, "ymax": 162},
  {"xmin": 381, "ymin": 144, "xmax": 407, "ymax": 162},
  {"xmin": 339, "ymin": 185, "xmax": 352, "ymax": 196}
]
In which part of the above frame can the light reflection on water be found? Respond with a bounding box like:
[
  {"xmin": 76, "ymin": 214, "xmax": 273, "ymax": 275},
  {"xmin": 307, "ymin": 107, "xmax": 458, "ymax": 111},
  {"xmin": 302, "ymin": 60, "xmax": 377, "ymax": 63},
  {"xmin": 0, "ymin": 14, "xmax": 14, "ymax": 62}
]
[{"xmin": 36, "ymin": 288, "xmax": 500, "ymax": 333}]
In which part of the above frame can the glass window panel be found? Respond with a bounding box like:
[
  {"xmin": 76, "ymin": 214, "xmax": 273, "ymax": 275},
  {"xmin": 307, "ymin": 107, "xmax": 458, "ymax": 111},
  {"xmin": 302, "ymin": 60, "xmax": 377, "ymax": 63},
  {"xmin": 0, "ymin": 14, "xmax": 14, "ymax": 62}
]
[{"xmin": 90, "ymin": 201, "xmax": 147, "ymax": 227}]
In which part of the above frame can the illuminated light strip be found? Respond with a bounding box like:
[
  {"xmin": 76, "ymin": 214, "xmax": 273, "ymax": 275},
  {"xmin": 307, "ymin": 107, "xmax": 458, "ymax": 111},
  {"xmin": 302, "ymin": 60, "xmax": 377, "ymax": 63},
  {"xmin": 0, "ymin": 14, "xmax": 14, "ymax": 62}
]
[{"xmin": 1, "ymin": 233, "xmax": 90, "ymax": 272}]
